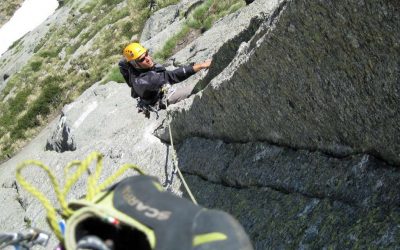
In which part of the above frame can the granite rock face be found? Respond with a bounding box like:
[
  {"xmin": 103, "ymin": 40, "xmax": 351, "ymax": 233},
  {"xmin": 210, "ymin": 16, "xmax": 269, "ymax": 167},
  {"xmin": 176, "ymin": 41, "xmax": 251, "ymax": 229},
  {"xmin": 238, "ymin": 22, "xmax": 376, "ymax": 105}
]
[
  {"xmin": 159, "ymin": 0, "xmax": 400, "ymax": 165},
  {"xmin": 178, "ymin": 138, "xmax": 400, "ymax": 209},
  {"xmin": 151, "ymin": 0, "xmax": 400, "ymax": 248},
  {"xmin": 0, "ymin": 82, "xmax": 180, "ymax": 243},
  {"xmin": 177, "ymin": 137, "xmax": 400, "ymax": 248},
  {"xmin": 164, "ymin": 0, "xmax": 281, "ymax": 67},
  {"xmin": 186, "ymin": 175, "xmax": 400, "ymax": 249},
  {"xmin": 141, "ymin": 0, "xmax": 204, "ymax": 53}
]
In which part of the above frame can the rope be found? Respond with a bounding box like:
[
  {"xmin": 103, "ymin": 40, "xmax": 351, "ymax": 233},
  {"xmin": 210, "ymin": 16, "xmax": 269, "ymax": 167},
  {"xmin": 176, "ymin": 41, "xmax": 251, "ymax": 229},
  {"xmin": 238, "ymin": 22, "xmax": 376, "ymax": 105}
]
[
  {"xmin": 165, "ymin": 101, "xmax": 198, "ymax": 205},
  {"xmin": 16, "ymin": 152, "xmax": 144, "ymax": 242},
  {"xmin": 16, "ymin": 160, "xmax": 64, "ymax": 240}
]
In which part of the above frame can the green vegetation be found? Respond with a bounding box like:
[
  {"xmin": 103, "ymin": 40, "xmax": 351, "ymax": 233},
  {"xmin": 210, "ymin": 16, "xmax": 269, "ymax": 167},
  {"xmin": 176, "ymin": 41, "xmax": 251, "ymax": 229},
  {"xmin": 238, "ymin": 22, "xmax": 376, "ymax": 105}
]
[
  {"xmin": 12, "ymin": 80, "xmax": 63, "ymax": 139},
  {"xmin": 8, "ymin": 37, "xmax": 23, "ymax": 51},
  {"xmin": 154, "ymin": 25, "xmax": 190, "ymax": 60},
  {"xmin": 157, "ymin": 0, "xmax": 181, "ymax": 9},
  {"xmin": 101, "ymin": 0, "xmax": 124, "ymax": 5},
  {"xmin": 154, "ymin": 0, "xmax": 245, "ymax": 60},
  {"xmin": 30, "ymin": 59, "xmax": 43, "ymax": 72},
  {"xmin": 0, "ymin": 0, "xmax": 23, "ymax": 27},
  {"xmin": 0, "ymin": 0, "xmax": 188, "ymax": 161},
  {"xmin": 187, "ymin": 0, "xmax": 244, "ymax": 31},
  {"xmin": 80, "ymin": 1, "xmax": 97, "ymax": 13},
  {"xmin": 0, "ymin": 0, "xmax": 246, "ymax": 160},
  {"xmin": 38, "ymin": 48, "xmax": 60, "ymax": 58},
  {"xmin": 101, "ymin": 65, "xmax": 126, "ymax": 84}
]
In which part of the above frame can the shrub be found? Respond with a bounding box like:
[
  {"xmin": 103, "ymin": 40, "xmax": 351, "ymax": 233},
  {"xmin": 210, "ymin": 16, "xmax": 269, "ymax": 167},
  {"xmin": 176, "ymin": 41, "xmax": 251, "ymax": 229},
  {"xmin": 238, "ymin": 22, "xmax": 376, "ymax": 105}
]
[
  {"xmin": 39, "ymin": 49, "xmax": 59, "ymax": 58},
  {"xmin": 8, "ymin": 88, "xmax": 31, "ymax": 117},
  {"xmin": 11, "ymin": 81, "xmax": 63, "ymax": 140},
  {"xmin": 154, "ymin": 25, "xmax": 190, "ymax": 60},
  {"xmin": 154, "ymin": 0, "xmax": 245, "ymax": 60},
  {"xmin": 101, "ymin": 0, "xmax": 124, "ymax": 5},
  {"xmin": 8, "ymin": 37, "xmax": 23, "ymax": 50},
  {"xmin": 102, "ymin": 65, "xmax": 126, "ymax": 84},
  {"xmin": 81, "ymin": 1, "xmax": 97, "ymax": 13},
  {"xmin": 156, "ymin": 0, "xmax": 181, "ymax": 9},
  {"xmin": 30, "ymin": 60, "xmax": 43, "ymax": 72},
  {"xmin": 122, "ymin": 21, "xmax": 134, "ymax": 38}
]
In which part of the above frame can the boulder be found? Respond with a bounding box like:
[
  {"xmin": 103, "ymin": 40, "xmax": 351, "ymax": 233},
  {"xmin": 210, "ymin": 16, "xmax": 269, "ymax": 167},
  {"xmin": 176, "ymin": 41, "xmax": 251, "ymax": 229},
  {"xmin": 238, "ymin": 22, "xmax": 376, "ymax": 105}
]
[{"xmin": 45, "ymin": 114, "xmax": 76, "ymax": 152}]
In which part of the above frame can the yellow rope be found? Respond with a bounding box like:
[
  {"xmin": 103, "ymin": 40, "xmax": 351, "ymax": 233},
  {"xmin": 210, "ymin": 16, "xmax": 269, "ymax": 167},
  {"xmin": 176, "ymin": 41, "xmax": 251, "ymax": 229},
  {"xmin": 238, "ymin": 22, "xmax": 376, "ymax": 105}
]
[
  {"xmin": 165, "ymin": 102, "xmax": 198, "ymax": 205},
  {"xmin": 16, "ymin": 160, "xmax": 65, "ymax": 240},
  {"xmin": 15, "ymin": 151, "xmax": 144, "ymax": 242}
]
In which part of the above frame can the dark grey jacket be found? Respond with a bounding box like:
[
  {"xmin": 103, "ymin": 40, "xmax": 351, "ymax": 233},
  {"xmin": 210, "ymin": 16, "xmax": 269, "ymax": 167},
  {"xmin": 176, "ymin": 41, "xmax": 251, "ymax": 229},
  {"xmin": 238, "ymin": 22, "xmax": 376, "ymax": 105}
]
[{"xmin": 118, "ymin": 59, "xmax": 196, "ymax": 102}]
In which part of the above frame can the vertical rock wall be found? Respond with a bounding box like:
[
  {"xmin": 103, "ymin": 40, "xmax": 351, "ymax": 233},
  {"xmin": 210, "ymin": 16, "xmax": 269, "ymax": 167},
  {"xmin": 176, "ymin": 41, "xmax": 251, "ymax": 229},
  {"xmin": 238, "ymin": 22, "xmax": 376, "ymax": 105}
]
[
  {"xmin": 163, "ymin": 0, "xmax": 400, "ymax": 165},
  {"xmin": 154, "ymin": 0, "xmax": 400, "ymax": 248},
  {"xmin": 177, "ymin": 137, "xmax": 400, "ymax": 248}
]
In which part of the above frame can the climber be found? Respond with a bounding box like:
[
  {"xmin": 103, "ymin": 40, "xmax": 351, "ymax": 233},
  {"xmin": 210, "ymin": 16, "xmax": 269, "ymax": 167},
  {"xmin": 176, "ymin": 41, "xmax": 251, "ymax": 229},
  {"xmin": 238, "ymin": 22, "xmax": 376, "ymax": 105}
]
[{"xmin": 118, "ymin": 42, "xmax": 211, "ymax": 111}]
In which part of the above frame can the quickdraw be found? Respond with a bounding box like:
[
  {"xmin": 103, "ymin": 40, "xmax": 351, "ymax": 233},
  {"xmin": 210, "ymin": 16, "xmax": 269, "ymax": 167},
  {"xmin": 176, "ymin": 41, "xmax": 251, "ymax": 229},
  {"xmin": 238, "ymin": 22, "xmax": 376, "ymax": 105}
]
[{"xmin": 136, "ymin": 84, "xmax": 171, "ymax": 119}]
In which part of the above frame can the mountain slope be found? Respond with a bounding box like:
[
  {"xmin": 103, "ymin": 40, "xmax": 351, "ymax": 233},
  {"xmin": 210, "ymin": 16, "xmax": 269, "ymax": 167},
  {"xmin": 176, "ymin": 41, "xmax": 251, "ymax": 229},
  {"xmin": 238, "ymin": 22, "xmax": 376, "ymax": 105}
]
[{"xmin": 0, "ymin": 0, "xmax": 23, "ymax": 28}]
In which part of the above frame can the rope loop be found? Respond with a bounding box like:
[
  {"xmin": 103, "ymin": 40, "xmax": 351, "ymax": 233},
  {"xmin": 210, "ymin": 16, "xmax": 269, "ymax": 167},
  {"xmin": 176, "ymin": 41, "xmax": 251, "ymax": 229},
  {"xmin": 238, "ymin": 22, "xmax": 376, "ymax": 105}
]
[{"xmin": 16, "ymin": 152, "xmax": 145, "ymax": 242}]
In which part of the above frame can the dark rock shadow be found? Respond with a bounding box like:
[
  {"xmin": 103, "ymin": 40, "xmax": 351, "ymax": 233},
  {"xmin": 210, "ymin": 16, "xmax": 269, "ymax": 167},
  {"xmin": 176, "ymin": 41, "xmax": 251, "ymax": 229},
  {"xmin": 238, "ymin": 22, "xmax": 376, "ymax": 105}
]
[{"xmin": 163, "ymin": 144, "xmax": 176, "ymax": 191}]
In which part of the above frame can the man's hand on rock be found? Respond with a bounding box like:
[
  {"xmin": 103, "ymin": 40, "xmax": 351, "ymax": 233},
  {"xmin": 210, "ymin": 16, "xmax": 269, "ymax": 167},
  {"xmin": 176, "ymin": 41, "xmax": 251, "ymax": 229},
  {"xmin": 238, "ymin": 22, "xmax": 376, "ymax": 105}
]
[{"xmin": 193, "ymin": 59, "xmax": 212, "ymax": 72}]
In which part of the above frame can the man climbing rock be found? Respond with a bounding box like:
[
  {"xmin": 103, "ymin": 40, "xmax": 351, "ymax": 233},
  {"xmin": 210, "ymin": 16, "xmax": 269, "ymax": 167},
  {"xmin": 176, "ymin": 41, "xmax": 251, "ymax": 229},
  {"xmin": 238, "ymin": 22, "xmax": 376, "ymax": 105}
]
[{"xmin": 119, "ymin": 42, "xmax": 211, "ymax": 106}]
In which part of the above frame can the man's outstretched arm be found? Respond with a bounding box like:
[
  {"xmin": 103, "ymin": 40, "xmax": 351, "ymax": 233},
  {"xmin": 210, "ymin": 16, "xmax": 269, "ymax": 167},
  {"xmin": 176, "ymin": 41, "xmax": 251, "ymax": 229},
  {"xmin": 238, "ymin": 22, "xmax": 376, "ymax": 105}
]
[
  {"xmin": 192, "ymin": 59, "xmax": 212, "ymax": 72},
  {"xmin": 163, "ymin": 59, "xmax": 213, "ymax": 84}
]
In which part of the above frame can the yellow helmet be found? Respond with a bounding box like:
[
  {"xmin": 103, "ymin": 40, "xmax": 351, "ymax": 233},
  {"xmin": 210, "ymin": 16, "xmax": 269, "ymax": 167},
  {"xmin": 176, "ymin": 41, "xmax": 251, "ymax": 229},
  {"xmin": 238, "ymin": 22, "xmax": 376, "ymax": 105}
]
[{"xmin": 123, "ymin": 42, "xmax": 147, "ymax": 61}]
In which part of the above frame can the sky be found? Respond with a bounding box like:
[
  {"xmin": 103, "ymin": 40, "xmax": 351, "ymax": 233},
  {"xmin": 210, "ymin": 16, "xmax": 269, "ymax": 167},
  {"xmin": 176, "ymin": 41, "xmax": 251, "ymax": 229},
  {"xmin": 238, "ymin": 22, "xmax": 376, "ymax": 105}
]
[{"xmin": 0, "ymin": 0, "xmax": 59, "ymax": 56}]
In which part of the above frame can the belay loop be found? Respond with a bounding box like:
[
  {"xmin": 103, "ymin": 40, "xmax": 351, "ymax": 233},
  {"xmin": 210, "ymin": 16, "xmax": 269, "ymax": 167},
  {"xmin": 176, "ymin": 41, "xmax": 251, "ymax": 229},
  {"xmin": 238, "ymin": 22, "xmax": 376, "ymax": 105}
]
[{"xmin": 136, "ymin": 96, "xmax": 166, "ymax": 119}]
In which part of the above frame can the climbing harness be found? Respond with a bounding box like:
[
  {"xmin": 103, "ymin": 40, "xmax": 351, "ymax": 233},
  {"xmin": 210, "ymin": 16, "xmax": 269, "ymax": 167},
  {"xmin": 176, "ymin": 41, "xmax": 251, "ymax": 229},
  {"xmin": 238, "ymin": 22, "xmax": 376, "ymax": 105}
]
[
  {"xmin": 136, "ymin": 84, "xmax": 172, "ymax": 119},
  {"xmin": 14, "ymin": 152, "xmax": 253, "ymax": 250},
  {"xmin": 0, "ymin": 228, "xmax": 50, "ymax": 250},
  {"xmin": 136, "ymin": 96, "xmax": 166, "ymax": 119}
]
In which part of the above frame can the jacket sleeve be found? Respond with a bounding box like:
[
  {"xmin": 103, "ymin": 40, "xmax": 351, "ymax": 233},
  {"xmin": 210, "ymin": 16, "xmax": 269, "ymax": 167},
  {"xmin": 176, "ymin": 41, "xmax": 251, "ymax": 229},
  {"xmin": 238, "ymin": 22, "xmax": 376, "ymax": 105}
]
[
  {"xmin": 162, "ymin": 65, "xmax": 196, "ymax": 84},
  {"xmin": 118, "ymin": 59, "xmax": 131, "ymax": 87},
  {"xmin": 119, "ymin": 59, "xmax": 139, "ymax": 98},
  {"xmin": 135, "ymin": 65, "xmax": 196, "ymax": 89}
]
